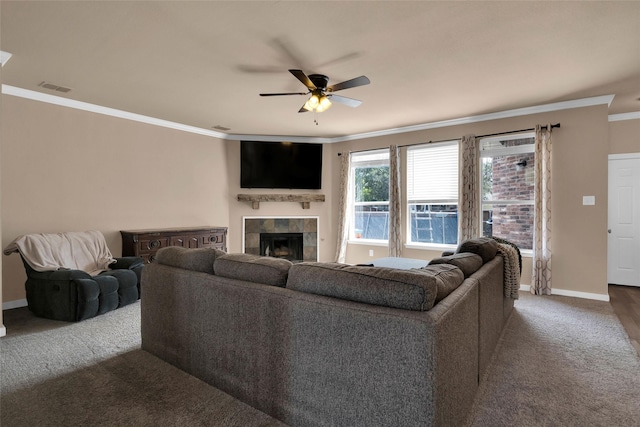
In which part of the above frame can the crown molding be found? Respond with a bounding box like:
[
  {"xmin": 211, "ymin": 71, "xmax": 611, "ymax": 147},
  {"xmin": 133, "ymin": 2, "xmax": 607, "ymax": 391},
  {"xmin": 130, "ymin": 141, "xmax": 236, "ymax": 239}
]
[
  {"xmin": 224, "ymin": 134, "xmax": 333, "ymax": 143},
  {"xmin": 2, "ymin": 84, "xmax": 617, "ymax": 143},
  {"xmin": 1, "ymin": 85, "xmax": 227, "ymax": 139},
  {"xmin": 329, "ymin": 95, "xmax": 615, "ymax": 143},
  {"xmin": 608, "ymin": 111, "xmax": 640, "ymax": 122}
]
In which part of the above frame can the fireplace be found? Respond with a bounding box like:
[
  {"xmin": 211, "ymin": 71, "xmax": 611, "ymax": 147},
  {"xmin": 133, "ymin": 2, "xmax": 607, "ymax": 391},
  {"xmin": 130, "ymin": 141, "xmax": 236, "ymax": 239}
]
[
  {"xmin": 260, "ymin": 232, "xmax": 303, "ymax": 261},
  {"xmin": 243, "ymin": 216, "xmax": 318, "ymax": 262}
]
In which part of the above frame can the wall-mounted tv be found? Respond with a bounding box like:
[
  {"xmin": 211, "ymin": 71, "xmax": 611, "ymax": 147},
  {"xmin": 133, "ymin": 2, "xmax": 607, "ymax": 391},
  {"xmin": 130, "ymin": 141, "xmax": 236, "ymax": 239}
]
[{"xmin": 241, "ymin": 141, "xmax": 323, "ymax": 190}]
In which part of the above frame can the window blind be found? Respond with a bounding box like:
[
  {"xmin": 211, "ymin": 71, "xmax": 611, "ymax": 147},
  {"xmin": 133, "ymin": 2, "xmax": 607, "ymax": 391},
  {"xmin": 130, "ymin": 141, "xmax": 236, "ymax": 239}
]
[
  {"xmin": 351, "ymin": 149, "xmax": 389, "ymax": 167},
  {"xmin": 407, "ymin": 142, "xmax": 458, "ymax": 203}
]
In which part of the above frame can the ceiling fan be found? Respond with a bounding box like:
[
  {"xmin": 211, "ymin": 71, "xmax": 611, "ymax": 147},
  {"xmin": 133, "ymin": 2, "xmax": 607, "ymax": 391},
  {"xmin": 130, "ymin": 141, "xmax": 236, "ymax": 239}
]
[{"xmin": 260, "ymin": 69, "xmax": 370, "ymax": 113}]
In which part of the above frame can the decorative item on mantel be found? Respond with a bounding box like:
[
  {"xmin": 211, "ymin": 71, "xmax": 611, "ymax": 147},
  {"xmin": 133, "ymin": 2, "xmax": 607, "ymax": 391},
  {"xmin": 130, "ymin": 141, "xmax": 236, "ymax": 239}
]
[{"xmin": 237, "ymin": 194, "xmax": 325, "ymax": 209}]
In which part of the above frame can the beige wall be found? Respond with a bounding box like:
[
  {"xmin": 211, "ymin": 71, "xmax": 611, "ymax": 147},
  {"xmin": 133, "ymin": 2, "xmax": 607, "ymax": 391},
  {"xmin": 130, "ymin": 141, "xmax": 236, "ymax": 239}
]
[
  {"xmin": 225, "ymin": 139, "xmax": 335, "ymax": 262},
  {"xmin": 1, "ymin": 95, "xmax": 230, "ymax": 304},
  {"xmin": 609, "ymin": 118, "xmax": 640, "ymax": 155},
  {"xmin": 331, "ymin": 105, "xmax": 611, "ymax": 297}
]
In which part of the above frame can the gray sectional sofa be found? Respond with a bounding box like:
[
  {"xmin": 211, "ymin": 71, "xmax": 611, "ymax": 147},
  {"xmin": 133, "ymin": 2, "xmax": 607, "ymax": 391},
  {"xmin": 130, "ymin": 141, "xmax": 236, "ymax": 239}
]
[{"xmin": 141, "ymin": 238, "xmax": 514, "ymax": 427}]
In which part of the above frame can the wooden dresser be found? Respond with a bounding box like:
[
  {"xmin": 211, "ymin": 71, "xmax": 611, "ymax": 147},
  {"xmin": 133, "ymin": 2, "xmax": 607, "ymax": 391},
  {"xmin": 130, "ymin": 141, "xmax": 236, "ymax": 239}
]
[{"xmin": 120, "ymin": 226, "xmax": 227, "ymax": 263}]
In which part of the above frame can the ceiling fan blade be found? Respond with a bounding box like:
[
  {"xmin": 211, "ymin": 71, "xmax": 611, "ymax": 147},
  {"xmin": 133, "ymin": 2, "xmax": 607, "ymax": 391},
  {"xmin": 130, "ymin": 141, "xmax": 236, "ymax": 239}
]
[
  {"xmin": 298, "ymin": 103, "xmax": 310, "ymax": 113},
  {"xmin": 238, "ymin": 64, "xmax": 284, "ymax": 73},
  {"xmin": 260, "ymin": 92, "xmax": 308, "ymax": 97},
  {"xmin": 326, "ymin": 75, "xmax": 370, "ymax": 92},
  {"xmin": 272, "ymin": 38, "xmax": 308, "ymax": 69},
  {"xmin": 328, "ymin": 94, "xmax": 363, "ymax": 108},
  {"xmin": 289, "ymin": 69, "xmax": 316, "ymax": 90},
  {"xmin": 315, "ymin": 52, "xmax": 361, "ymax": 69}
]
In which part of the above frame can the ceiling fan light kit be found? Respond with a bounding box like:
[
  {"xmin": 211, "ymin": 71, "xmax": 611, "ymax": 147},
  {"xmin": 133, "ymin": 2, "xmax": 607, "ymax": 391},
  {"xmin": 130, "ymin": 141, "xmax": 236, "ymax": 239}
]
[
  {"xmin": 260, "ymin": 69, "xmax": 370, "ymax": 115},
  {"xmin": 303, "ymin": 92, "xmax": 332, "ymax": 112}
]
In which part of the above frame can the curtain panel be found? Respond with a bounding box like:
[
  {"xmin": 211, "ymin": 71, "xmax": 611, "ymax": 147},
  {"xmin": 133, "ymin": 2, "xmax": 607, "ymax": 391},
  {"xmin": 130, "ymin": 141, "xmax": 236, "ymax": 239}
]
[
  {"xmin": 334, "ymin": 153, "xmax": 351, "ymax": 263},
  {"xmin": 532, "ymin": 125, "xmax": 553, "ymax": 295},
  {"xmin": 388, "ymin": 145, "xmax": 402, "ymax": 257},
  {"xmin": 458, "ymin": 134, "xmax": 480, "ymax": 242}
]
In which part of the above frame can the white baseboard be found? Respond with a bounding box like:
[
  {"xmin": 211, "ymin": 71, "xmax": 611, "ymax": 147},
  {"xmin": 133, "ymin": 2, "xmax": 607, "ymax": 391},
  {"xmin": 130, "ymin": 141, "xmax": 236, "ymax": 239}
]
[
  {"xmin": 2, "ymin": 299, "xmax": 28, "ymax": 311},
  {"xmin": 519, "ymin": 284, "xmax": 609, "ymax": 302},
  {"xmin": 0, "ymin": 325, "xmax": 6, "ymax": 338}
]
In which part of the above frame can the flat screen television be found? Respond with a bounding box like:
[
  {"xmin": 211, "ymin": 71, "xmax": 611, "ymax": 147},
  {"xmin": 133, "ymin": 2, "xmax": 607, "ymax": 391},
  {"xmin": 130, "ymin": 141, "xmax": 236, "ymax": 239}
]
[{"xmin": 241, "ymin": 141, "xmax": 323, "ymax": 189}]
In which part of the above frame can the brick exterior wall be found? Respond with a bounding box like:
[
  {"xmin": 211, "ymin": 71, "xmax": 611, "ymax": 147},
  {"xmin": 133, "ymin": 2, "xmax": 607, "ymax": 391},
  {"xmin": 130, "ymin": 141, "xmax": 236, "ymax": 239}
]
[{"xmin": 485, "ymin": 138, "xmax": 535, "ymax": 249}]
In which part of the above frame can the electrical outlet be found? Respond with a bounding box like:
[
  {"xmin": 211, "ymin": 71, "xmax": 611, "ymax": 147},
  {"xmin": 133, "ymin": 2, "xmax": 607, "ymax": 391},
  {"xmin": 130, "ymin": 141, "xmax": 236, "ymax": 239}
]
[
  {"xmin": 369, "ymin": 249, "xmax": 374, "ymax": 257},
  {"xmin": 583, "ymin": 196, "xmax": 595, "ymax": 206}
]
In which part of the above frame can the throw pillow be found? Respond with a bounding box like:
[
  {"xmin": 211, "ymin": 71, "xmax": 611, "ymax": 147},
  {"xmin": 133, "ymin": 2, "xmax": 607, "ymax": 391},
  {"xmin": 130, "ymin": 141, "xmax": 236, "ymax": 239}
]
[
  {"xmin": 428, "ymin": 253, "xmax": 484, "ymax": 278},
  {"xmin": 457, "ymin": 237, "xmax": 498, "ymax": 263}
]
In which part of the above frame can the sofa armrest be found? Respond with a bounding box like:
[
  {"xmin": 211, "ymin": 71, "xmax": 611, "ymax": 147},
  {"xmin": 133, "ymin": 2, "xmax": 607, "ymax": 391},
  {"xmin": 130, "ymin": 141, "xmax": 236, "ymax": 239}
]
[
  {"xmin": 111, "ymin": 256, "xmax": 145, "ymax": 270},
  {"xmin": 23, "ymin": 268, "xmax": 99, "ymax": 321},
  {"xmin": 25, "ymin": 267, "xmax": 92, "ymax": 281}
]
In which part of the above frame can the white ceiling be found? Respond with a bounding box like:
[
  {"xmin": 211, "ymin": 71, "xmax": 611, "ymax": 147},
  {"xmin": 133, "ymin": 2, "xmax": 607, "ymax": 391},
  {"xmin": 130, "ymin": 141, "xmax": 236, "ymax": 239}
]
[{"xmin": 1, "ymin": 1, "xmax": 639, "ymax": 139}]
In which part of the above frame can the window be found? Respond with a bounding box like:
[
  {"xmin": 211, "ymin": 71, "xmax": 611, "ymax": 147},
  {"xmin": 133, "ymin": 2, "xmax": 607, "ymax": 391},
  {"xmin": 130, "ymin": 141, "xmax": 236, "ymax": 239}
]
[
  {"xmin": 406, "ymin": 141, "xmax": 459, "ymax": 246},
  {"xmin": 480, "ymin": 134, "xmax": 535, "ymax": 250},
  {"xmin": 350, "ymin": 150, "xmax": 390, "ymax": 241}
]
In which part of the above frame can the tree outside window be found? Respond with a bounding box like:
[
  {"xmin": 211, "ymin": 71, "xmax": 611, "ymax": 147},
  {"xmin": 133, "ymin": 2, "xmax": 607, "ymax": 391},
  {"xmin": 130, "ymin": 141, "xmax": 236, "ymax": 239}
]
[{"xmin": 350, "ymin": 150, "xmax": 390, "ymax": 241}]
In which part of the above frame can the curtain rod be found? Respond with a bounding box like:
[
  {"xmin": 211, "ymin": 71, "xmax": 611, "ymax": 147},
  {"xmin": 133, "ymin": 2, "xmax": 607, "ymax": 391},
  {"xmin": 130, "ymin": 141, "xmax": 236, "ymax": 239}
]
[
  {"xmin": 338, "ymin": 123, "xmax": 560, "ymax": 155},
  {"xmin": 476, "ymin": 123, "xmax": 560, "ymax": 139}
]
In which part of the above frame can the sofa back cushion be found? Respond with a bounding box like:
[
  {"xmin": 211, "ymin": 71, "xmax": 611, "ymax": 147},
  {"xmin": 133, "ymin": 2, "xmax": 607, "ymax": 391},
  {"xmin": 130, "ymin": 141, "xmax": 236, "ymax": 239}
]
[
  {"xmin": 416, "ymin": 264, "xmax": 465, "ymax": 303},
  {"xmin": 155, "ymin": 246, "xmax": 226, "ymax": 275},
  {"xmin": 456, "ymin": 237, "xmax": 498, "ymax": 263},
  {"xmin": 286, "ymin": 262, "xmax": 445, "ymax": 311},
  {"xmin": 428, "ymin": 253, "xmax": 484, "ymax": 278},
  {"xmin": 214, "ymin": 253, "xmax": 292, "ymax": 287}
]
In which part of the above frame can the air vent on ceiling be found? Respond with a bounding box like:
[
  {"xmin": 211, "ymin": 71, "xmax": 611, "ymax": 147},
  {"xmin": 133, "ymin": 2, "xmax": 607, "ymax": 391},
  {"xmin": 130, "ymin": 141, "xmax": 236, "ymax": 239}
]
[
  {"xmin": 212, "ymin": 125, "xmax": 231, "ymax": 131},
  {"xmin": 38, "ymin": 81, "xmax": 72, "ymax": 93}
]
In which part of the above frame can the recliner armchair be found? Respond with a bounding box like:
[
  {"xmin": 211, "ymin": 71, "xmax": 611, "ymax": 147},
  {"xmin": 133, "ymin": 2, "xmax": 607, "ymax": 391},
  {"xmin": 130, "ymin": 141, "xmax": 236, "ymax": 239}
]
[{"xmin": 4, "ymin": 231, "xmax": 144, "ymax": 322}]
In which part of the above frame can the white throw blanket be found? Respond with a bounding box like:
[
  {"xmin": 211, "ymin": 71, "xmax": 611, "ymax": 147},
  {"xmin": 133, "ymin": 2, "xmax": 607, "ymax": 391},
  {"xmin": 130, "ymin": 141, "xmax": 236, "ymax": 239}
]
[
  {"xmin": 496, "ymin": 243, "xmax": 520, "ymax": 299},
  {"xmin": 3, "ymin": 230, "xmax": 116, "ymax": 276}
]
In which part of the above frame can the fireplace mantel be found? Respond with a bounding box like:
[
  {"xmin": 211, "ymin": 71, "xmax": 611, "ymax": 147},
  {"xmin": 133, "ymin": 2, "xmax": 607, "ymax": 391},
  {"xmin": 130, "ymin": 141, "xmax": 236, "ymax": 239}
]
[{"xmin": 237, "ymin": 193, "xmax": 325, "ymax": 209}]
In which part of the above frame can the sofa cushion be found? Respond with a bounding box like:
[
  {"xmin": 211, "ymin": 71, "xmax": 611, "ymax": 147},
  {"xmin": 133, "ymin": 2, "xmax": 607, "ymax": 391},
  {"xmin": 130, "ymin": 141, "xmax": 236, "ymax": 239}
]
[
  {"xmin": 214, "ymin": 253, "xmax": 292, "ymax": 287},
  {"xmin": 156, "ymin": 246, "xmax": 226, "ymax": 275},
  {"xmin": 286, "ymin": 262, "xmax": 440, "ymax": 311},
  {"xmin": 457, "ymin": 237, "xmax": 499, "ymax": 263},
  {"xmin": 428, "ymin": 253, "xmax": 484, "ymax": 278},
  {"xmin": 416, "ymin": 264, "xmax": 465, "ymax": 303}
]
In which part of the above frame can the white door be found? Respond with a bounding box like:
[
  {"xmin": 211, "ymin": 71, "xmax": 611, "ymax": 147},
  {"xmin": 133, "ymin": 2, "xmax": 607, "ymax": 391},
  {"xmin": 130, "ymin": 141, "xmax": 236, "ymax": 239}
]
[{"xmin": 608, "ymin": 154, "xmax": 640, "ymax": 286}]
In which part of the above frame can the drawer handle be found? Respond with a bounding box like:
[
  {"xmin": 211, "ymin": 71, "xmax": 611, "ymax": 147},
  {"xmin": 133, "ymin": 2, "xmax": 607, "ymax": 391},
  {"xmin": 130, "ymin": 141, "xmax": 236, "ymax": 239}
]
[{"xmin": 148, "ymin": 240, "xmax": 161, "ymax": 249}]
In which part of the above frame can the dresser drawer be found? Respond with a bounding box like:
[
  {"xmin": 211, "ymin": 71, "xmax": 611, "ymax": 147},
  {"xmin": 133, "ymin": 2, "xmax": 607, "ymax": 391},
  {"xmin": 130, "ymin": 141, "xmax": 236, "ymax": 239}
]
[
  {"xmin": 137, "ymin": 236, "xmax": 170, "ymax": 253},
  {"xmin": 200, "ymin": 232, "xmax": 226, "ymax": 247},
  {"xmin": 170, "ymin": 235, "xmax": 200, "ymax": 248}
]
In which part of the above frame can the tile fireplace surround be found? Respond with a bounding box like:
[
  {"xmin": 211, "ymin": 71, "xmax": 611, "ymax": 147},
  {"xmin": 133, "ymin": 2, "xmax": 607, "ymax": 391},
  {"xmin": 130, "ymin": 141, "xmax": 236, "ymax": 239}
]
[{"xmin": 243, "ymin": 216, "xmax": 319, "ymax": 262}]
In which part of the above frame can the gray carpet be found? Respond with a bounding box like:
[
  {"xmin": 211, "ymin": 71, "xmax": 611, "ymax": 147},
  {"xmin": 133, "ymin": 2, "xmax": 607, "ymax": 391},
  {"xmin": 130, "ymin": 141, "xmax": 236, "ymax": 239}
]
[
  {"xmin": 0, "ymin": 303, "xmax": 285, "ymax": 427},
  {"xmin": 468, "ymin": 294, "xmax": 640, "ymax": 426},
  {"xmin": 2, "ymin": 294, "xmax": 639, "ymax": 426}
]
